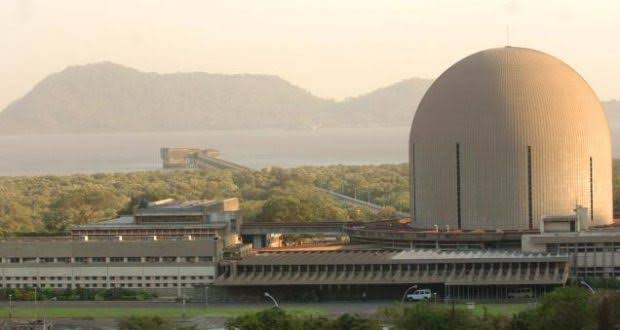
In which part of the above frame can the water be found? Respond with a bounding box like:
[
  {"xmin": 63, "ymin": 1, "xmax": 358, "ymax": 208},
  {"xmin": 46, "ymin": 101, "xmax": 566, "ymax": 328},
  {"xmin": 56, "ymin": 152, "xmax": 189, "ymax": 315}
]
[{"xmin": 0, "ymin": 127, "xmax": 410, "ymax": 176}]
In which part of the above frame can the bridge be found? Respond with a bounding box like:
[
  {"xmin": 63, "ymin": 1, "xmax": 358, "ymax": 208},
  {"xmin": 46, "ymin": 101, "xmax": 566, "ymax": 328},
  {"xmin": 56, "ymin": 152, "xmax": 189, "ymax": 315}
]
[
  {"xmin": 239, "ymin": 221, "xmax": 362, "ymax": 248},
  {"xmin": 314, "ymin": 187, "xmax": 409, "ymax": 218},
  {"xmin": 161, "ymin": 147, "xmax": 409, "ymax": 219},
  {"xmin": 190, "ymin": 151, "xmax": 251, "ymax": 171}
]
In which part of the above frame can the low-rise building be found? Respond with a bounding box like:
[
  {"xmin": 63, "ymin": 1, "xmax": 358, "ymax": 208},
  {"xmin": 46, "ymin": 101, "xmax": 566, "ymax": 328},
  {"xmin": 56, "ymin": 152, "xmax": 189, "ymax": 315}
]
[
  {"xmin": 71, "ymin": 198, "xmax": 241, "ymax": 246},
  {"xmin": 0, "ymin": 239, "xmax": 219, "ymax": 297}
]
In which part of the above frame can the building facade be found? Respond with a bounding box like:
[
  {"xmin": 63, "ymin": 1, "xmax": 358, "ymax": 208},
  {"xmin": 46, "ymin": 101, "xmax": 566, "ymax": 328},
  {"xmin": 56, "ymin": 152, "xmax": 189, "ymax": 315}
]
[{"xmin": 410, "ymin": 47, "xmax": 612, "ymax": 230}]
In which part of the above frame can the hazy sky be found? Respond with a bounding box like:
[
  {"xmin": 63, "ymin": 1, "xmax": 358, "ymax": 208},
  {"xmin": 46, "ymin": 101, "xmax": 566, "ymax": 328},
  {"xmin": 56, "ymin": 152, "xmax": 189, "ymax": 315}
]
[{"xmin": 1, "ymin": 0, "xmax": 619, "ymax": 110}]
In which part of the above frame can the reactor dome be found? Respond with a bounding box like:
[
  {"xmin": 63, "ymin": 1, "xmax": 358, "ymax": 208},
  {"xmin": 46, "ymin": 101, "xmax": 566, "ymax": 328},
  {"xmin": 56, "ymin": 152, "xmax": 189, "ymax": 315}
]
[{"xmin": 409, "ymin": 47, "xmax": 612, "ymax": 230}]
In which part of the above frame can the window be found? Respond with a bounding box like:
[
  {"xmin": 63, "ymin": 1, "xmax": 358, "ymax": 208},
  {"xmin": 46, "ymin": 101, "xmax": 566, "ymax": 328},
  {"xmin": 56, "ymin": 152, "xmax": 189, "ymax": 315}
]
[
  {"xmin": 185, "ymin": 257, "xmax": 197, "ymax": 263},
  {"xmin": 145, "ymin": 276, "xmax": 151, "ymax": 280},
  {"xmin": 110, "ymin": 257, "xmax": 124, "ymax": 262},
  {"xmin": 127, "ymin": 257, "xmax": 141, "ymax": 262},
  {"xmin": 75, "ymin": 257, "xmax": 87, "ymax": 263},
  {"xmin": 40, "ymin": 257, "xmax": 54, "ymax": 263},
  {"xmin": 23, "ymin": 258, "xmax": 36, "ymax": 263},
  {"xmin": 57, "ymin": 257, "xmax": 70, "ymax": 263},
  {"xmin": 162, "ymin": 257, "xmax": 177, "ymax": 262},
  {"xmin": 9, "ymin": 258, "xmax": 19, "ymax": 264},
  {"xmin": 91, "ymin": 257, "xmax": 106, "ymax": 263},
  {"xmin": 199, "ymin": 256, "xmax": 213, "ymax": 262},
  {"xmin": 146, "ymin": 257, "xmax": 159, "ymax": 263}
]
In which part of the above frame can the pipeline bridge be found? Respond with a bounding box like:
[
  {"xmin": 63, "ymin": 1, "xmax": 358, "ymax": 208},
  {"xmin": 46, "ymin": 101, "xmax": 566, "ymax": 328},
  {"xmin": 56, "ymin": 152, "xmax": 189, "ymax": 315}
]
[
  {"xmin": 239, "ymin": 221, "xmax": 361, "ymax": 248},
  {"xmin": 168, "ymin": 148, "xmax": 409, "ymax": 219},
  {"xmin": 190, "ymin": 151, "xmax": 251, "ymax": 171}
]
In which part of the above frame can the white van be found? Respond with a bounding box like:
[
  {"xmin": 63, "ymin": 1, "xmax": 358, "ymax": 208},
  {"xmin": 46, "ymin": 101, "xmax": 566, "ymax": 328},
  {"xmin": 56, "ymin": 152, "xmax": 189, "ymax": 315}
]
[
  {"xmin": 406, "ymin": 289, "xmax": 432, "ymax": 301},
  {"xmin": 507, "ymin": 287, "xmax": 534, "ymax": 299}
]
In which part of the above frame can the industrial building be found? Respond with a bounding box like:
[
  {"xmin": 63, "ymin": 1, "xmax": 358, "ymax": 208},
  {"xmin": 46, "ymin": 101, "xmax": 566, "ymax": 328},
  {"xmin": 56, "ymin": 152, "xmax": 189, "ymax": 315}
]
[
  {"xmin": 0, "ymin": 47, "xmax": 618, "ymax": 302},
  {"xmin": 409, "ymin": 47, "xmax": 612, "ymax": 230}
]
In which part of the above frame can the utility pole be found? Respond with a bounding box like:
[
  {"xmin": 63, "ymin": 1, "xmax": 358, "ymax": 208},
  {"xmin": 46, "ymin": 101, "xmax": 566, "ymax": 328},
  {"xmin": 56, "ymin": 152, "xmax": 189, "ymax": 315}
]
[
  {"xmin": 451, "ymin": 298, "xmax": 455, "ymax": 329},
  {"xmin": 34, "ymin": 286, "xmax": 38, "ymax": 321}
]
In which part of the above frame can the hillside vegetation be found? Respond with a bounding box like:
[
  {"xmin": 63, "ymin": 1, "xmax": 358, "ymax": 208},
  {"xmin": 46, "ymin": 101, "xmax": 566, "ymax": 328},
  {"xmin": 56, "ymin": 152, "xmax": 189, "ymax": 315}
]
[
  {"xmin": 0, "ymin": 165, "xmax": 409, "ymax": 234},
  {"xmin": 1, "ymin": 159, "xmax": 619, "ymax": 235}
]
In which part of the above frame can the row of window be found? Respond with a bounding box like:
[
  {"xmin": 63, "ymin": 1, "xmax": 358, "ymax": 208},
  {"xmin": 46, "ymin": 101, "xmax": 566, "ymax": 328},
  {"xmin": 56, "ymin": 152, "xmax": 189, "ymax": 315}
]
[
  {"xmin": 2, "ymin": 256, "xmax": 214, "ymax": 264},
  {"xmin": 548, "ymin": 242, "xmax": 620, "ymax": 253},
  {"xmin": 0, "ymin": 275, "xmax": 213, "ymax": 281},
  {"xmin": 2, "ymin": 282, "xmax": 203, "ymax": 289}
]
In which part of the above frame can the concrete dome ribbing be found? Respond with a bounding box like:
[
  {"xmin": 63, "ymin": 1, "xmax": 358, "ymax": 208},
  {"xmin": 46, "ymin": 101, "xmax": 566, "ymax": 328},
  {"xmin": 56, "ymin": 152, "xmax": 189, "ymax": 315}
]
[{"xmin": 409, "ymin": 47, "xmax": 612, "ymax": 230}]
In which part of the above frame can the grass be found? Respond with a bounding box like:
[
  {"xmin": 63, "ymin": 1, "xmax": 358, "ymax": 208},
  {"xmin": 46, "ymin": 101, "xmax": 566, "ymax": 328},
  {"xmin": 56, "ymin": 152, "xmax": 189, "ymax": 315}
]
[
  {"xmin": 0, "ymin": 302, "xmax": 531, "ymax": 319},
  {"xmin": 0, "ymin": 306, "xmax": 327, "ymax": 319},
  {"xmin": 460, "ymin": 303, "xmax": 531, "ymax": 317}
]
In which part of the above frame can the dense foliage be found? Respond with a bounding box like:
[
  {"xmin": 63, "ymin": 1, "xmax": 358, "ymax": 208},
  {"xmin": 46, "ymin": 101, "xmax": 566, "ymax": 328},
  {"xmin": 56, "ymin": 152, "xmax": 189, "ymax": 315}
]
[
  {"xmin": 0, "ymin": 165, "xmax": 409, "ymax": 234},
  {"xmin": 224, "ymin": 288, "xmax": 620, "ymax": 330},
  {"xmin": 119, "ymin": 316, "xmax": 197, "ymax": 330},
  {"xmin": 3, "ymin": 158, "xmax": 620, "ymax": 234},
  {"xmin": 385, "ymin": 287, "xmax": 620, "ymax": 330},
  {"xmin": 226, "ymin": 308, "xmax": 381, "ymax": 330},
  {"xmin": 0, "ymin": 287, "xmax": 155, "ymax": 301}
]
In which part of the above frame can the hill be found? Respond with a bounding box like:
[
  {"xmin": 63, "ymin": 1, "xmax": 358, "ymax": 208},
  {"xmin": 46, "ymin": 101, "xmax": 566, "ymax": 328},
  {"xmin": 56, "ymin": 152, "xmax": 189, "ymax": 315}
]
[
  {"xmin": 0, "ymin": 62, "xmax": 335, "ymax": 133},
  {"xmin": 0, "ymin": 62, "xmax": 616, "ymax": 134},
  {"xmin": 0, "ymin": 63, "xmax": 433, "ymax": 134}
]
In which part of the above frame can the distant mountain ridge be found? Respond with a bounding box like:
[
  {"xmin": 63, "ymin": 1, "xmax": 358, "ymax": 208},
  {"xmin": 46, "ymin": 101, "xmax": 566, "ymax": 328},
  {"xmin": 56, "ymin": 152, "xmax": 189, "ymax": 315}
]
[{"xmin": 0, "ymin": 62, "xmax": 617, "ymax": 134}]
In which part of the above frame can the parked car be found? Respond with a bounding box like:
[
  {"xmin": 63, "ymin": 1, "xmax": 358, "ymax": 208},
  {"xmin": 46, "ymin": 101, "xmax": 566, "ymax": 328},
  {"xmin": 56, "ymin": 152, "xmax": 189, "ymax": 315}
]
[
  {"xmin": 507, "ymin": 287, "xmax": 534, "ymax": 299},
  {"xmin": 406, "ymin": 289, "xmax": 432, "ymax": 301}
]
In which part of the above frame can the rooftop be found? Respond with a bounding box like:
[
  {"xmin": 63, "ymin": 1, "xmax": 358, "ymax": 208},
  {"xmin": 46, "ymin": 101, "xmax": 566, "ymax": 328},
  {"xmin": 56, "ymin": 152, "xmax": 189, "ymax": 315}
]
[
  {"xmin": 235, "ymin": 248, "xmax": 567, "ymax": 265},
  {"xmin": 71, "ymin": 215, "xmax": 228, "ymax": 231}
]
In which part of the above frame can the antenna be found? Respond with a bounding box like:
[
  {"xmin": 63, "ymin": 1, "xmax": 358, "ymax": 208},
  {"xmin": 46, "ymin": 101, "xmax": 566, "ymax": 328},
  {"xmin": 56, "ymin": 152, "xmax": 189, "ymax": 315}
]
[{"xmin": 506, "ymin": 25, "xmax": 510, "ymax": 46}]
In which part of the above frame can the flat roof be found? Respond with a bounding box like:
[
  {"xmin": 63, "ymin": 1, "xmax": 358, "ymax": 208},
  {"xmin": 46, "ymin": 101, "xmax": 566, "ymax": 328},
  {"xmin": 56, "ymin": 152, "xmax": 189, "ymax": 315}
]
[
  {"xmin": 71, "ymin": 216, "xmax": 228, "ymax": 231},
  {"xmin": 236, "ymin": 248, "xmax": 567, "ymax": 266}
]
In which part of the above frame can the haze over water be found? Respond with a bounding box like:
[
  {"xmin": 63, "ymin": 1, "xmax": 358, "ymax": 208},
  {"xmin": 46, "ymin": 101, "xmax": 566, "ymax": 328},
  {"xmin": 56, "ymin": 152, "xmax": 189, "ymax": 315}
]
[{"xmin": 0, "ymin": 127, "xmax": 410, "ymax": 176}]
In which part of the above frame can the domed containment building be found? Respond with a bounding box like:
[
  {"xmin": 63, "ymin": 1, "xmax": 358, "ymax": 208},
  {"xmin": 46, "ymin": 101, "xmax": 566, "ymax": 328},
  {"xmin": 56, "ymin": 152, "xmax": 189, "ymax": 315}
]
[{"xmin": 410, "ymin": 47, "xmax": 612, "ymax": 230}]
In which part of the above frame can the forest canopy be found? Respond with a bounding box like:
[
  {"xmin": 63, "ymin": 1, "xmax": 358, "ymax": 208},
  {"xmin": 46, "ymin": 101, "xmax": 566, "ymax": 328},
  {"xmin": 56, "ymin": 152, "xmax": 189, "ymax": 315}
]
[
  {"xmin": 0, "ymin": 164, "xmax": 409, "ymax": 234},
  {"xmin": 1, "ymin": 159, "xmax": 619, "ymax": 235}
]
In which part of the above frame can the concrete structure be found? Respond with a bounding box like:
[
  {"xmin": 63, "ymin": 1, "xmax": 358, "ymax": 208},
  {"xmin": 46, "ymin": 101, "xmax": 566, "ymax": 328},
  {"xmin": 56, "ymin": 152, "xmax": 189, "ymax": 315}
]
[
  {"xmin": 240, "ymin": 221, "xmax": 357, "ymax": 248},
  {"xmin": 71, "ymin": 198, "xmax": 241, "ymax": 246},
  {"xmin": 215, "ymin": 248, "xmax": 568, "ymax": 300},
  {"xmin": 160, "ymin": 147, "xmax": 249, "ymax": 171},
  {"xmin": 0, "ymin": 239, "xmax": 219, "ymax": 297},
  {"xmin": 0, "ymin": 198, "xmax": 243, "ymax": 298},
  {"xmin": 410, "ymin": 47, "xmax": 612, "ymax": 230},
  {"xmin": 523, "ymin": 225, "xmax": 620, "ymax": 279},
  {"xmin": 160, "ymin": 148, "xmax": 202, "ymax": 169}
]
